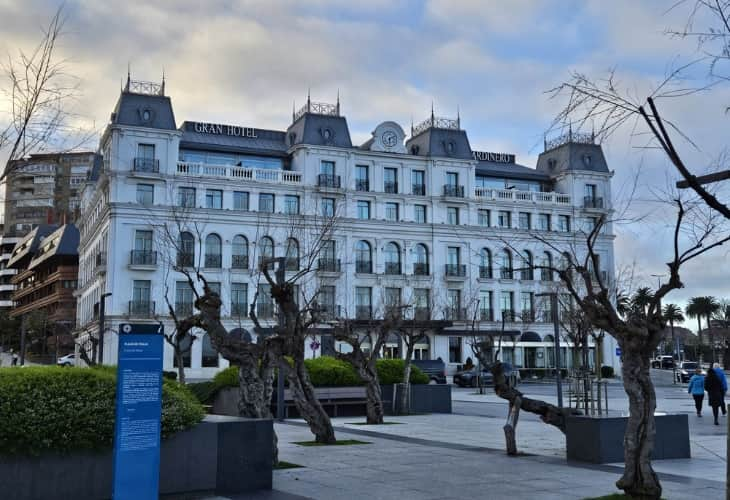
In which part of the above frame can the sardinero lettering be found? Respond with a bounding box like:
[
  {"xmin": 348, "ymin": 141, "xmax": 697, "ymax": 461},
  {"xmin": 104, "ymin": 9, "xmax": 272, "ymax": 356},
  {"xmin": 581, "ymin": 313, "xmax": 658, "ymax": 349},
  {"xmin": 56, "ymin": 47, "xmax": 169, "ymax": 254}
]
[
  {"xmin": 472, "ymin": 151, "xmax": 515, "ymax": 163},
  {"xmin": 193, "ymin": 121, "xmax": 257, "ymax": 138}
]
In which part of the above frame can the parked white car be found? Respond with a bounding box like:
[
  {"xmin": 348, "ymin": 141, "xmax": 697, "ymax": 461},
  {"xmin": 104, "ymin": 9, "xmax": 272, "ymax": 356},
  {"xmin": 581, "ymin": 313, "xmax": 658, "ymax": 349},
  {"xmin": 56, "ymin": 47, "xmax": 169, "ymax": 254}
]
[{"xmin": 57, "ymin": 353, "xmax": 75, "ymax": 367}]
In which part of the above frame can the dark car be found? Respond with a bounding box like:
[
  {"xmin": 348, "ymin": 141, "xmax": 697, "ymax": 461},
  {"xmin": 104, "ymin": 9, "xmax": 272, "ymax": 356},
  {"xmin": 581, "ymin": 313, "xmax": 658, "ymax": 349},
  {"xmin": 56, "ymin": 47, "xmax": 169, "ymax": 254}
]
[
  {"xmin": 676, "ymin": 361, "xmax": 704, "ymax": 383},
  {"xmin": 650, "ymin": 355, "xmax": 675, "ymax": 369},
  {"xmin": 412, "ymin": 359, "xmax": 447, "ymax": 384},
  {"xmin": 453, "ymin": 363, "xmax": 517, "ymax": 387}
]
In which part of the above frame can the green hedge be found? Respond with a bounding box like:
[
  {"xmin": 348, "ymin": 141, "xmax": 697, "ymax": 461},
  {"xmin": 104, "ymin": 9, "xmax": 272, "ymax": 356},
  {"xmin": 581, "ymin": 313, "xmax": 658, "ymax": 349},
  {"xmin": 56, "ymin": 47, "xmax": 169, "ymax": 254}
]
[
  {"xmin": 376, "ymin": 359, "xmax": 429, "ymax": 385},
  {"xmin": 0, "ymin": 366, "xmax": 204, "ymax": 455}
]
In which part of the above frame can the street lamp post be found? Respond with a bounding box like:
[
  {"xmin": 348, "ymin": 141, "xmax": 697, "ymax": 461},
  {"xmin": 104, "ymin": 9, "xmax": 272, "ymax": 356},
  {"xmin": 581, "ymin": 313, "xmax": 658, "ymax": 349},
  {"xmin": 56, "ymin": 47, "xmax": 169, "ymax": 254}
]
[{"xmin": 98, "ymin": 293, "xmax": 112, "ymax": 365}]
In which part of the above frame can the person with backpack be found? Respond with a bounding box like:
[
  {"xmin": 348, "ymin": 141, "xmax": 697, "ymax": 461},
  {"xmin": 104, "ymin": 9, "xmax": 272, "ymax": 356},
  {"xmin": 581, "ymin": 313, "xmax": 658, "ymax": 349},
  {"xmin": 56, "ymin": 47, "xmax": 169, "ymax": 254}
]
[
  {"xmin": 712, "ymin": 363, "xmax": 727, "ymax": 416},
  {"xmin": 687, "ymin": 368, "xmax": 706, "ymax": 417},
  {"xmin": 705, "ymin": 367, "xmax": 725, "ymax": 425}
]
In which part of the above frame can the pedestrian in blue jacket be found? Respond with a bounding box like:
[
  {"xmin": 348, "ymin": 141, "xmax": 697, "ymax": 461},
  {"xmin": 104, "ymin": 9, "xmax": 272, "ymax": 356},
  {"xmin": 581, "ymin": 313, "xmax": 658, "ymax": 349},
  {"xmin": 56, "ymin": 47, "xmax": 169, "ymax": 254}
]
[
  {"xmin": 713, "ymin": 363, "xmax": 727, "ymax": 416},
  {"xmin": 688, "ymin": 368, "xmax": 705, "ymax": 417}
]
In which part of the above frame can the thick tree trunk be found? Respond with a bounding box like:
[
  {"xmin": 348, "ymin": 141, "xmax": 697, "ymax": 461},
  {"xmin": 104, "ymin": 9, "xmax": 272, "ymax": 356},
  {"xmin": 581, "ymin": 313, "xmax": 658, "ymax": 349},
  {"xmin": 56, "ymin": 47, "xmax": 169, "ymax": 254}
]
[
  {"xmin": 287, "ymin": 358, "xmax": 336, "ymax": 443},
  {"xmin": 363, "ymin": 372, "xmax": 384, "ymax": 424},
  {"xmin": 504, "ymin": 397, "xmax": 521, "ymax": 455},
  {"xmin": 237, "ymin": 358, "xmax": 278, "ymax": 464},
  {"xmin": 616, "ymin": 350, "xmax": 662, "ymax": 500},
  {"xmin": 175, "ymin": 350, "xmax": 186, "ymax": 385},
  {"xmin": 398, "ymin": 347, "xmax": 414, "ymax": 415}
]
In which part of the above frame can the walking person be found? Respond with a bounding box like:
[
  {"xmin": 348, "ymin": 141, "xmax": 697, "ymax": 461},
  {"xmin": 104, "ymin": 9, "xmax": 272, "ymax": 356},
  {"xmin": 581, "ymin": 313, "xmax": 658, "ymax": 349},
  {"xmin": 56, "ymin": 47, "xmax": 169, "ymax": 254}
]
[
  {"xmin": 11, "ymin": 349, "xmax": 18, "ymax": 366},
  {"xmin": 688, "ymin": 368, "xmax": 705, "ymax": 417},
  {"xmin": 712, "ymin": 363, "xmax": 727, "ymax": 416},
  {"xmin": 705, "ymin": 367, "xmax": 725, "ymax": 425}
]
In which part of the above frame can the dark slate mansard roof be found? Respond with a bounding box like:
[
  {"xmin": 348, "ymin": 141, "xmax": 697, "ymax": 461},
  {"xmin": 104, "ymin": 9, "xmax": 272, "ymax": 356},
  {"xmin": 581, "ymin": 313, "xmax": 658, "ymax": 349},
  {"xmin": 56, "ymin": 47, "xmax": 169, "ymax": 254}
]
[
  {"xmin": 7, "ymin": 225, "xmax": 59, "ymax": 269},
  {"xmin": 405, "ymin": 126, "xmax": 472, "ymax": 161},
  {"xmin": 286, "ymin": 113, "xmax": 353, "ymax": 149},
  {"xmin": 536, "ymin": 140, "xmax": 610, "ymax": 175},
  {"xmin": 110, "ymin": 90, "xmax": 177, "ymax": 130},
  {"xmin": 28, "ymin": 224, "xmax": 80, "ymax": 270}
]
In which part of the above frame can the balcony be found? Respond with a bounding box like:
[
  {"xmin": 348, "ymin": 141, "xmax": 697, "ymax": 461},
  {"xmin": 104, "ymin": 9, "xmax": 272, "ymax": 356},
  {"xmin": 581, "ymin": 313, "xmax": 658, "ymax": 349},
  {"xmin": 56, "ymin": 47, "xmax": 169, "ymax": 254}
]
[
  {"xmin": 256, "ymin": 302, "xmax": 275, "ymax": 319},
  {"xmin": 355, "ymin": 179, "xmax": 369, "ymax": 192},
  {"xmin": 317, "ymin": 174, "xmax": 341, "ymax": 188},
  {"xmin": 355, "ymin": 306, "xmax": 372, "ymax": 320},
  {"xmin": 479, "ymin": 309, "xmax": 494, "ymax": 321},
  {"xmin": 129, "ymin": 300, "xmax": 155, "ymax": 317},
  {"xmin": 355, "ymin": 261, "xmax": 373, "ymax": 274},
  {"xmin": 133, "ymin": 157, "xmax": 159, "ymax": 173},
  {"xmin": 521, "ymin": 310, "xmax": 536, "ymax": 323},
  {"xmin": 231, "ymin": 303, "xmax": 248, "ymax": 317},
  {"xmin": 384, "ymin": 305, "xmax": 404, "ymax": 320},
  {"xmin": 320, "ymin": 304, "xmax": 341, "ymax": 321},
  {"xmin": 500, "ymin": 268, "xmax": 514, "ymax": 280},
  {"xmin": 443, "ymin": 184, "xmax": 465, "ymax": 198},
  {"xmin": 412, "ymin": 184, "xmax": 426, "ymax": 196},
  {"xmin": 204, "ymin": 254, "xmax": 222, "ymax": 268},
  {"xmin": 258, "ymin": 256, "xmax": 275, "ymax": 271},
  {"xmin": 475, "ymin": 187, "xmax": 572, "ymax": 205},
  {"xmin": 317, "ymin": 258, "xmax": 341, "ymax": 273},
  {"xmin": 540, "ymin": 269, "xmax": 553, "ymax": 281},
  {"xmin": 445, "ymin": 264, "xmax": 466, "ymax": 277},
  {"xmin": 284, "ymin": 258, "xmax": 299, "ymax": 271},
  {"xmin": 412, "ymin": 263, "xmax": 429, "ymax": 276},
  {"xmin": 384, "ymin": 181, "xmax": 398, "ymax": 194},
  {"xmin": 583, "ymin": 196, "xmax": 604, "ymax": 209},
  {"xmin": 177, "ymin": 252, "xmax": 194, "ymax": 268},
  {"xmin": 520, "ymin": 270, "xmax": 534, "ymax": 281},
  {"xmin": 501, "ymin": 310, "xmax": 517, "ymax": 322},
  {"xmin": 479, "ymin": 266, "xmax": 493, "ymax": 279},
  {"xmin": 384, "ymin": 262, "xmax": 402, "ymax": 275},
  {"xmin": 175, "ymin": 302, "xmax": 194, "ymax": 316},
  {"xmin": 444, "ymin": 307, "xmax": 467, "ymax": 321},
  {"xmin": 413, "ymin": 307, "xmax": 431, "ymax": 321},
  {"xmin": 130, "ymin": 250, "xmax": 157, "ymax": 267},
  {"xmin": 176, "ymin": 161, "xmax": 302, "ymax": 185},
  {"xmin": 231, "ymin": 255, "xmax": 249, "ymax": 270}
]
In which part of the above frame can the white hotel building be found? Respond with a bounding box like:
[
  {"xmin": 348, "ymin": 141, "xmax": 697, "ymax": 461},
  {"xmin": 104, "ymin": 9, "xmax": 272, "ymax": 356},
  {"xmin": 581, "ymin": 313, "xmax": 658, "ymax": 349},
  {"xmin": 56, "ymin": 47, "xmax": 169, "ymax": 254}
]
[{"xmin": 76, "ymin": 78, "xmax": 619, "ymax": 379}]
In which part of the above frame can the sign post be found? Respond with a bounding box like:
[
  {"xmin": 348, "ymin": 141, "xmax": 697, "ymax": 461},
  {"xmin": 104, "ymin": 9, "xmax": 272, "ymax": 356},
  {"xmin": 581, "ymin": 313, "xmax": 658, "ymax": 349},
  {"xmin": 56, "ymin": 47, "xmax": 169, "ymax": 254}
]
[{"xmin": 112, "ymin": 323, "xmax": 164, "ymax": 500}]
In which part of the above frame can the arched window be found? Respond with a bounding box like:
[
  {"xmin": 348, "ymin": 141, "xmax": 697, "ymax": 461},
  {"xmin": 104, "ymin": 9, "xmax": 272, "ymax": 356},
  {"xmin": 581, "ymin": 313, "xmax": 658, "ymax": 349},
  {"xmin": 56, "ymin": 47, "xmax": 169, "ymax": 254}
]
[
  {"xmin": 520, "ymin": 250, "xmax": 533, "ymax": 280},
  {"xmin": 500, "ymin": 249, "xmax": 513, "ymax": 279},
  {"xmin": 232, "ymin": 235, "xmax": 248, "ymax": 269},
  {"xmin": 480, "ymin": 248, "xmax": 492, "ymax": 279},
  {"xmin": 178, "ymin": 231, "xmax": 194, "ymax": 268},
  {"xmin": 259, "ymin": 237, "xmax": 274, "ymax": 270},
  {"xmin": 540, "ymin": 251, "xmax": 552, "ymax": 281},
  {"xmin": 204, "ymin": 234, "xmax": 222, "ymax": 268},
  {"xmin": 413, "ymin": 244, "xmax": 429, "ymax": 275},
  {"xmin": 384, "ymin": 242, "xmax": 401, "ymax": 275},
  {"xmin": 355, "ymin": 240, "xmax": 372, "ymax": 273},
  {"xmin": 560, "ymin": 252, "xmax": 571, "ymax": 271},
  {"xmin": 285, "ymin": 238, "xmax": 299, "ymax": 271}
]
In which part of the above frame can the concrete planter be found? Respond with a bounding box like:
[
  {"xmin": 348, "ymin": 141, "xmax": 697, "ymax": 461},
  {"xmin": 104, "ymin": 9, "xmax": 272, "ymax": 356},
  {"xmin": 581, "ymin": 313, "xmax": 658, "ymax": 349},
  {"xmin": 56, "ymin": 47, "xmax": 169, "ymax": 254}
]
[
  {"xmin": 0, "ymin": 415, "xmax": 272, "ymax": 500},
  {"xmin": 565, "ymin": 413, "xmax": 690, "ymax": 463}
]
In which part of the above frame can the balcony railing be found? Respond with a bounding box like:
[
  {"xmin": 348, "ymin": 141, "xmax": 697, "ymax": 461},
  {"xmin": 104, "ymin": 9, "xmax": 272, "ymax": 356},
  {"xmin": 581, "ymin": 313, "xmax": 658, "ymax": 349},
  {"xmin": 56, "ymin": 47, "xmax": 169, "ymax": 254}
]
[
  {"xmin": 258, "ymin": 256, "xmax": 275, "ymax": 271},
  {"xmin": 284, "ymin": 258, "xmax": 299, "ymax": 271},
  {"xmin": 413, "ymin": 307, "xmax": 431, "ymax": 321},
  {"xmin": 133, "ymin": 157, "xmax": 159, "ymax": 173},
  {"xmin": 95, "ymin": 252, "xmax": 107, "ymax": 268},
  {"xmin": 130, "ymin": 250, "xmax": 157, "ymax": 266},
  {"xmin": 355, "ymin": 261, "xmax": 372, "ymax": 274},
  {"xmin": 521, "ymin": 310, "xmax": 536, "ymax": 323},
  {"xmin": 445, "ymin": 264, "xmax": 466, "ymax": 277},
  {"xmin": 500, "ymin": 268, "xmax": 513, "ymax": 280},
  {"xmin": 520, "ymin": 269, "xmax": 534, "ymax": 281},
  {"xmin": 501, "ymin": 310, "xmax": 517, "ymax": 322},
  {"xmin": 176, "ymin": 162, "xmax": 302, "ymax": 184},
  {"xmin": 232, "ymin": 255, "xmax": 249, "ymax": 269},
  {"xmin": 384, "ymin": 262, "xmax": 402, "ymax": 275},
  {"xmin": 412, "ymin": 263, "xmax": 429, "ymax": 276},
  {"xmin": 479, "ymin": 266, "xmax": 493, "ymax": 279},
  {"xmin": 205, "ymin": 254, "xmax": 222, "ymax": 268},
  {"xmin": 479, "ymin": 309, "xmax": 494, "ymax": 321},
  {"xmin": 319, "ymin": 304, "xmax": 341, "ymax": 321},
  {"xmin": 539, "ymin": 310, "xmax": 554, "ymax": 322},
  {"xmin": 475, "ymin": 187, "xmax": 572, "ymax": 205},
  {"xmin": 231, "ymin": 303, "xmax": 248, "ymax": 317},
  {"xmin": 129, "ymin": 300, "xmax": 155, "ymax": 317},
  {"xmin": 384, "ymin": 181, "xmax": 398, "ymax": 194},
  {"xmin": 444, "ymin": 307, "xmax": 468, "ymax": 321},
  {"xmin": 177, "ymin": 252, "xmax": 194, "ymax": 268},
  {"xmin": 541, "ymin": 269, "xmax": 553, "ymax": 281},
  {"xmin": 175, "ymin": 302, "xmax": 194, "ymax": 316},
  {"xmin": 412, "ymin": 184, "xmax": 426, "ymax": 196},
  {"xmin": 356, "ymin": 306, "xmax": 372, "ymax": 320},
  {"xmin": 583, "ymin": 196, "xmax": 604, "ymax": 209},
  {"xmin": 317, "ymin": 174, "xmax": 341, "ymax": 188},
  {"xmin": 256, "ymin": 302, "xmax": 275, "ymax": 319},
  {"xmin": 318, "ymin": 258, "xmax": 341, "ymax": 272},
  {"xmin": 443, "ymin": 184, "xmax": 465, "ymax": 198},
  {"xmin": 355, "ymin": 179, "xmax": 369, "ymax": 191}
]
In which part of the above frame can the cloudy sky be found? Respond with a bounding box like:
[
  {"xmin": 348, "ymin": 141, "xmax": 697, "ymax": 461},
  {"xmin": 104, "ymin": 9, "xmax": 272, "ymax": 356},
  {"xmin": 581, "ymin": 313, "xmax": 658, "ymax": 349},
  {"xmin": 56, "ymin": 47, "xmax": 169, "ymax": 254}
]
[{"xmin": 1, "ymin": 0, "xmax": 728, "ymax": 327}]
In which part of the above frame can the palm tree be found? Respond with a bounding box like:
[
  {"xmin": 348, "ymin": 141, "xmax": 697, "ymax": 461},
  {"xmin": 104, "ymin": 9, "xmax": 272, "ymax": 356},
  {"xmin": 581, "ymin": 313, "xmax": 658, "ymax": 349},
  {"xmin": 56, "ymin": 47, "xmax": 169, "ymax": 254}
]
[
  {"xmin": 701, "ymin": 296, "xmax": 721, "ymax": 362},
  {"xmin": 662, "ymin": 303, "xmax": 684, "ymax": 363},
  {"xmin": 630, "ymin": 287, "xmax": 654, "ymax": 317},
  {"xmin": 616, "ymin": 292, "xmax": 631, "ymax": 317},
  {"xmin": 686, "ymin": 296, "xmax": 721, "ymax": 363},
  {"xmin": 686, "ymin": 298, "xmax": 705, "ymax": 362}
]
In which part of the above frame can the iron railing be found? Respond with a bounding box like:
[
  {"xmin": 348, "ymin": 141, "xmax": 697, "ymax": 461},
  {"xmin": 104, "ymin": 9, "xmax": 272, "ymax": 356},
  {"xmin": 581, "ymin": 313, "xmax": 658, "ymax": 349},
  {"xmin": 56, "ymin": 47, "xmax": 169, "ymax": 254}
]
[
  {"xmin": 356, "ymin": 306, "xmax": 372, "ymax": 320},
  {"xmin": 133, "ymin": 157, "xmax": 159, "ymax": 173},
  {"xmin": 355, "ymin": 179, "xmax": 369, "ymax": 191},
  {"xmin": 318, "ymin": 258, "xmax": 341, "ymax": 272},
  {"xmin": 384, "ymin": 181, "xmax": 398, "ymax": 194},
  {"xmin": 356, "ymin": 260, "xmax": 372, "ymax": 274},
  {"xmin": 412, "ymin": 263, "xmax": 429, "ymax": 276},
  {"xmin": 384, "ymin": 262, "xmax": 402, "ymax": 275},
  {"xmin": 177, "ymin": 253, "xmax": 194, "ymax": 268},
  {"xmin": 204, "ymin": 254, "xmax": 222, "ymax": 268},
  {"xmin": 256, "ymin": 302, "xmax": 275, "ymax": 319},
  {"xmin": 130, "ymin": 250, "xmax": 157, "ymax": 266},
  {"xmin": 479, "ymin": 266, "xmax": 493, "ymax": 279},
  {"xmin": 129, "ymin": 300, "xmax": 155, "ymax": 317},
  {"xmin": 583, "ymin": 196, "xmax": 604, "ymax": 209},
  {"xmin": 443, "ymin": 184, "xmax": 465, "ymax": 197},
  {"xmin": 412, "ymin": 184, "xmax": 426, "ymax": 196},
  {"xmin": 445, "ymin": 264, "xmax": 466, "ymax": 277},
  {"xmin": 317, "ymin": 174, "xmax": 341, "ymax": 188},
  {"xmin": 480, "ymin": 309, "xmax": 494, "ymax": 321},
  {"xmin": 501, "ymin": 310, "xmax": 517, "ymax": 322},
  {"xmin": 231, "ymin": 303, "xmax": 248, "ymax": 317},
  {"xmin": 175, "ymin": 302, "xmax": 194, "ymax": 316},
  {"xmin": 444, "ymin": 307, "xmax": 467, "ymax": 321},
  {"xmin": 232, "ymin": 255, "xmax": 249, "ymax": 269}
]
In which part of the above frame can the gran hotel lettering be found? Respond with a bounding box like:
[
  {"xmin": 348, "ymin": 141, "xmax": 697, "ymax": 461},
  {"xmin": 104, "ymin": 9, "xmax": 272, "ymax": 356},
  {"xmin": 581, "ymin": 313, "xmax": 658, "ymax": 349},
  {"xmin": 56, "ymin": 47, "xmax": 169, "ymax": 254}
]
[{"xmin": 193, "ymin": 122, "xmax": 257, "ymax": 138}]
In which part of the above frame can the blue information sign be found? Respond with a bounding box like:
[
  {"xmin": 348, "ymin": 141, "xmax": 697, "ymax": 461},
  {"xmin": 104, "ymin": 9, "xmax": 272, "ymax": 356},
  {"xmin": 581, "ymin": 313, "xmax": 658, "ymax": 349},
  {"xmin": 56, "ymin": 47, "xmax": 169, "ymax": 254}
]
[
  {"xmin": 112, "ymin": 323, "xmax": 164, "ymax": 500},
  {"xmin": 616, "ymin": 347, "xmax": 622, "ymax": 357}
]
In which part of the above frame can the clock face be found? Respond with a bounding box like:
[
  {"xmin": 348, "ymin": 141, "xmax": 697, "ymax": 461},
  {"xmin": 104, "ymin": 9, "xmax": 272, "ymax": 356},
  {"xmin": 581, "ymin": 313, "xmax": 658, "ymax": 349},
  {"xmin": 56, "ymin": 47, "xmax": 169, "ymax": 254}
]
[{"xmin": 381, "ymin": 130, "xmax": 398, "ymax": 148}]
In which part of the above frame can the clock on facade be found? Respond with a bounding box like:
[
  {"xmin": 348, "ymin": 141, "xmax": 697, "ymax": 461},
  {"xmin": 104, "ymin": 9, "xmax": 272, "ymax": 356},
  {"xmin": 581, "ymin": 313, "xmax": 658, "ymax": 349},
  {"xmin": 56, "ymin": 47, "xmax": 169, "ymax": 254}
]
[{"xmin": 381, "ymin": 130, "xmax": 398, "ymax": 148}]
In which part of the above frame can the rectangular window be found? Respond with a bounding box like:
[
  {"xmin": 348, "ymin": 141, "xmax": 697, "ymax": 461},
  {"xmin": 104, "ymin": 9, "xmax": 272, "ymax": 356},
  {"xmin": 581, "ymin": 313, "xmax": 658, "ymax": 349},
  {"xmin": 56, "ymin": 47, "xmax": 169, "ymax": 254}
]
[
  {"xmin": 355, "ymin": 165, "xmax": 369, "ymax": 191},
  {"xmin": 501, "ymin": 291, "xmax": 514, "ymax": 321},
  {"xmin": 479, "ymin": 290, "xmax": 493, "ymax": 321},
  {"xmin": 446, "ymin": 172, "xmax": 458, "ymax": 186},
  {"xmin": 134, "ymin": 230, "xmax": 153, "ymax": 251},
  {"xmin": 137, "ymin": 143, "xmax": 155, "ymax": 159},
  {"xmin": 447, "ymin": 246, "xmax": 460, "ymax": 266},
  {"xmin": 498, "ymin": 211, "xmax": 511, "ymax": 228},
  {"xmin": 284, "ymin": 195, "xmax": 300, "ymax": 215},
  {"xmin": 320, "ymin": 160, "xmax": 335, "ymax": 176},
  {"xmin": 447, "ymin": 207, "xmax": 459, "ymax": 225},
  {"xmin": 356, "ymin": 286, "xmax": 372, "ymax": 319},
  {"xmin": 478, "ymin": 209, "xmax": 490, "ymax": 227},
  {"xmin": 412, "ymin": 170, "xmax": 426, "ymax": 195},
  {"xmin": 519, "ymin": 212, "xmax": 531, "ymax": 230},
  {"xmin": 321, "ymin": 198, "xmax": 335, "ymax": 217},
  {"xmin": 136, "ymin": 144, "xmax": 156, "ymax": 172},
  {"xmin": 205, "ymin": 189, "xmax": 223, "ymax": 209},
  {"xmin": 357, "ymin": 200, "xmax": 370, "ymax": 220},
  {"xmin": 178, "ymin": 187, "xmax": 196, "ymax": 207},
  {"xmin": 385, "ymin": 287, "xmax": 401, "ymax": 310},
  {"xmin": 448, "ymin": 337, "xmax": 462, "ymax": 364},
  {"xmin": 201, "ymin": 334, "xmax": 219, "ymax": 368},
  {"xmin": 447, "ymin": 288, "xmax": 461, "ymax": 311},
  {"xmin": 384, "ymin": 167, "xmax": 398, "ymax": 193},
  {"xmin": 257, "ymin": 283, "xmax": 274, "ymax": 319},
  {"xmin": 538, "ymin": 213, "xmax": 551, "ymax": 231},
  {"xmin": 259, "ymin": 193, "xmax": 274, "ymax": 213},
  {"xmin": 558, "ymin": 215, "xmax": 570, "ymax": 232},
  {"xmin": 136, "ymin": 184, "xmax": 154, "ymax": 206},
  {"xmin": 231, "ymin": 282, "xmax": 248, "ymax": 316},
  {"xmin": 233, "ymin": 191, "xmax": 249, "ymax": 211},
  {"xmin": 385, "ymin": 202, "xmax": 399, "ymax": 221},
  {"xmin": 414, "ymin": 205, "xmax": 427, "ymax": 224},
  {"xmin": 414, "ymin": 288, "xmax": 430, "ymax": 312},
  {"xmin": 132, "ymin": 280, "xmax": 152, "ymax": 316},
  {"xmin": 521, "ymin": 292, "xmax": 534, "ymax": 322},
  {"xmin": 320, "ymin": 285, "xmax": 336, "ymax": 318},
  {"xmin": 585, "ymin": 184, "xmax": 597, "ymax": 199}
]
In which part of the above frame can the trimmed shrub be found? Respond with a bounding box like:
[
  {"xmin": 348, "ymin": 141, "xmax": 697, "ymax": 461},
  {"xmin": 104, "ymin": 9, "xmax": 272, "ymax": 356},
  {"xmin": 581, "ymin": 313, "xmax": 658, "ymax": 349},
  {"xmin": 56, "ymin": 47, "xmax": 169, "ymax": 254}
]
[
  {"xmin": 600, "ymin": 365, "xmax": 615, "ymax": 379},
  {"xmin": 376, "ymin": 359, "xmax": 429, "ymax": 385},
  {"xmin": 0, "ymin": 366, "xmax": 204, "ymax": 456},
  {"xmin": 187, "ymin": 381, "xmax": 218, "ymax": 405},
  {"xmin": 213, "ymin": 365, "xmax": 238, "ymax": 388},
  {"xmin": 163, "ymin": 370, "xmax": 178, "ymax": 380},
  {"xmin": 305, "ymin": 356, "xmax": 361, "ymax": 387}
]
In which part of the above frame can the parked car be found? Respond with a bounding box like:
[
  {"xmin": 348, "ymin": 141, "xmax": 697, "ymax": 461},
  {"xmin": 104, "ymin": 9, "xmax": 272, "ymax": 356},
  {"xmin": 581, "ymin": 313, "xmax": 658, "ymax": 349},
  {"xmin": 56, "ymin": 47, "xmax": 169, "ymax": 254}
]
[
  {"xmin": 57, "ymin": 353, "xmax": 75, "ymax": 367},
  {"xmin": 412, "ymin": 359, "xmax": 447, "ymax": 384},
  {"xmin": 650, "ymin": 355, "xmax": 675, "ymax": 369},
  {"xmin": 453, "ymin": 363, "xmax": 519, "ymax": 387},
  {"xmin": 676, "ymin": 361, "xmax": 704, "ymax": 383}
]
